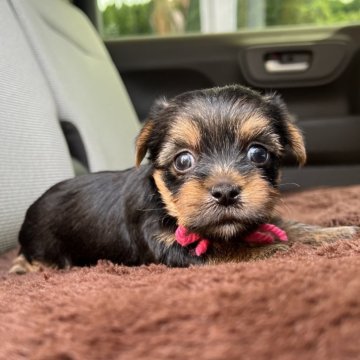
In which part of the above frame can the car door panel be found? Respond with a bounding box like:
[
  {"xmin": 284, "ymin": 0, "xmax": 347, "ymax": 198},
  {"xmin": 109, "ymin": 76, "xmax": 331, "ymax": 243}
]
[{"xmin": 105, "ymin": 25, "xmax": 360, "ymax": 189}]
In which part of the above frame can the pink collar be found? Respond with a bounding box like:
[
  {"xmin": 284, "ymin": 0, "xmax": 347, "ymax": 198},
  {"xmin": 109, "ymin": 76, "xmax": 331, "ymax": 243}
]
[{"xmin": 175, "ymin": 223, "xmax": 288, "ymax": 257}]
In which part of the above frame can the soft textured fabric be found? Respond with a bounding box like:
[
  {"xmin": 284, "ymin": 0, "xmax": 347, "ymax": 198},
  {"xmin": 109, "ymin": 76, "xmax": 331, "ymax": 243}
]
[
  {"xmin": 0, "ymin": 0, "xmax": 74, "ymax": 254},
  {"xmin": 11, "ymin": 0, "xmax": 140, "ymax": 171},
  {"xmin": 1, "ymin": 185, "xmax": 359, "ymax": 359}
]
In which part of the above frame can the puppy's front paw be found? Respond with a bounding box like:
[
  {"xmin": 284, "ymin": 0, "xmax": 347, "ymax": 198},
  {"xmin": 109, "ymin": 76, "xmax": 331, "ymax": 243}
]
[
  {"xmin": 207, "ymin": 241, "xmax": 291, "ymax": 264},
  {"xmin": 246, "ymin": 243, "xmax": 291, "ymax": 260},
  {"xmin": 8, "ymin": 254, "xmax": 43, "ymax": 275},
  {"xmin": 282, "ymin": 221, "xmax": 360, "ymax": 246},
  {"xmin": 307, "ymin": 226, "xmax": 360, "ymax": 245}
]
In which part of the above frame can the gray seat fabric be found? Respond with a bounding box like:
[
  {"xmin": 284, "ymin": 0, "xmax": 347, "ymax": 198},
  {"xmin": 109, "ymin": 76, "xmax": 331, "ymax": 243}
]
[
  {"xmin": 11, "ymin": 0, "xmax": 140, "ymax": 172},
  {"xmin": 0, "ymin": 0, "xmax": 74, "ymax": 254}
]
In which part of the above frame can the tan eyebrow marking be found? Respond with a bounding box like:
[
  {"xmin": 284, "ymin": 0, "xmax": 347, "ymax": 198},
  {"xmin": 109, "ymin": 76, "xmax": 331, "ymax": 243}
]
[
  {"xmin": 169, "ymin": 118, "xmax": 201, "ymax": 150},
  {"xmin": 156, "ymin": 118, "xmax": 201, "ymax": 166},
  {"xmin": 238, "ymin": 115, "xmax": 270, "ymax": 141},
  {"xmin": 238, "ymin": 115, "xmax": 283, "ymax": 154}
]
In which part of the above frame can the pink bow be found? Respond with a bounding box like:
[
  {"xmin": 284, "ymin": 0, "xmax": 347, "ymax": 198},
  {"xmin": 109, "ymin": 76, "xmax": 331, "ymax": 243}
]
[
  {"xmin": 175, "ymin": 226, "xmax": 210, "ymax": 256},
  {"xmin": 175, "ymin": 223, "xmax": 288, "ymax": 257},
  {"xmin": 244, "ymin": 223, "xmax": 288, "ymax": 244}
]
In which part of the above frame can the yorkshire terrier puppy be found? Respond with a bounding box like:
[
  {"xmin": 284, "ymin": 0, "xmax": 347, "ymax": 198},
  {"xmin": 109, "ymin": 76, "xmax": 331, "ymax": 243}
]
[{"xmin": 10, "ymin": 85, "xmax": 359, "ymax": 273}]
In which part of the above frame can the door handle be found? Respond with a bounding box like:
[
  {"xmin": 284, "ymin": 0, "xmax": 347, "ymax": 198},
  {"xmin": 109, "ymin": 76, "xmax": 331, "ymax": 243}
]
[
  {"xmin": 265, "ymin": 59, "xmax": 310, "ymax": 73},
  {"xmin": 264, "ymin": 51, "xmax": 312, "ymax": 73}
]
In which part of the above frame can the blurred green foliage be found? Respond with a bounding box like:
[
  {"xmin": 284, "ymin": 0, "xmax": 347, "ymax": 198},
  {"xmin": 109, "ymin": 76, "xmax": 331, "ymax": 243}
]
[
  {"xmin": 265, "ymin": 0, "xmax": 360, "ymax": 27},
  {"xmin": 102, "ymin": 2, "xmax": 153, "ymax": 37},
  {"xmin": 100, "ymin": 0, "xmax": 360, "ymax": 38}
]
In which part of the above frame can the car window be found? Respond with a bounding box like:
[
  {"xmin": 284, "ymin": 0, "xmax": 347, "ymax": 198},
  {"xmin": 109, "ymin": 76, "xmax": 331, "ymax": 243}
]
[{"xmin": 97, "ymin": 0, "xmax": 360, "ymax": 38}]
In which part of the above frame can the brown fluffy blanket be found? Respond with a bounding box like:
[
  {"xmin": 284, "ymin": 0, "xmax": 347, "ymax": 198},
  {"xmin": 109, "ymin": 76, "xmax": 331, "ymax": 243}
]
[{"xmin": 1, "ymin": 186, "xmax": 360, "ymax": 360}]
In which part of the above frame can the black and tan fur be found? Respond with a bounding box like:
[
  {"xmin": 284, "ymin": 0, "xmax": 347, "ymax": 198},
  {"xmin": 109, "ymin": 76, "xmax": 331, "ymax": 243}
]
[{"xmin": 10, "ymin": 85, "xmax": 359, "ymax": 273}]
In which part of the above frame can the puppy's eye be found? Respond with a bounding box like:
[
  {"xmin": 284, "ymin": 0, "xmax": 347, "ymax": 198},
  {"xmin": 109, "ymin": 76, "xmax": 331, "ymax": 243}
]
[
  {"xmin": 247, "ymin": 145, "xmax": 269, "ymax": 166},
  {"xmin": 174, "ymin": 152, "xmax": 194, "ymax": 172}
]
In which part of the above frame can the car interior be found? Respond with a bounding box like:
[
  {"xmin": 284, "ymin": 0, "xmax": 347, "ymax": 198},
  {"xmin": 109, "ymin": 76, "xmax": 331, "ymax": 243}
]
[{"xmin": 1, "ymin": 0, "xmax": 360, "ymax": 255}]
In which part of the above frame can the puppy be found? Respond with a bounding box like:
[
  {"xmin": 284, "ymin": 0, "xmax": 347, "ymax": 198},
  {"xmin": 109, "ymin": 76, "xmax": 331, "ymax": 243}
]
[{"xmin": 10, "ymin": 85, "xmax": 359, "ymax": 273}]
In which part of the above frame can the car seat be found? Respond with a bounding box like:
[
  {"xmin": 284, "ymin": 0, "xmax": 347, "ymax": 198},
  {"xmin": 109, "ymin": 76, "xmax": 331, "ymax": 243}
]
[
  {"xmin": 0, "ymin": 0, "xmax": 74, "ymax": 253},
  {"xmin": 10, "ymin": 0, "xmax": 140, "ymax": 172},
  {"xmin": 0, "ymin": 0, "xmax": 141, "ymax": 253}
]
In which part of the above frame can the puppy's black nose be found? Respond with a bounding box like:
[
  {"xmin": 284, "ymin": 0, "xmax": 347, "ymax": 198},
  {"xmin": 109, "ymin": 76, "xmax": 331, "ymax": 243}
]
[{"xmin": 211, "ymin": 183, "xmax": 241, "ymax": 206}]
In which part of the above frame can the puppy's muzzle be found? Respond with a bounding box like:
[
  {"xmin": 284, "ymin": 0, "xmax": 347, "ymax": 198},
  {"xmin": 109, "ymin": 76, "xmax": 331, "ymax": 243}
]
[{"xmin": 211, "ymin": 183, "xmax": 241, "ymax": 207}]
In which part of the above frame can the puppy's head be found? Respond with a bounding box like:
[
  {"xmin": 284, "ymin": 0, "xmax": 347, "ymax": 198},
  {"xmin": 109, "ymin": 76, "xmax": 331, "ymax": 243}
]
[{"xmin": 136, "ymin": 85, "xmax": 305, "ymax": 241}]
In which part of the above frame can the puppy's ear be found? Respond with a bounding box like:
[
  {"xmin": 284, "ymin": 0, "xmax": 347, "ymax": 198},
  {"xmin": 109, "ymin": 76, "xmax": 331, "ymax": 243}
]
[
  {"xmin": 135, "ymin": 97, "xmax": 169, "ymax": 167},
  {"xmin": 265, "ymin": 94, "xmax": 306, "ymax": 166},
  {"xmin": 135, "ymin": 119, "xmax": 154, "ymax": 167},
  {"xmin": 285, "ymin": 120, "xmax": 307, "ymax": 166}
]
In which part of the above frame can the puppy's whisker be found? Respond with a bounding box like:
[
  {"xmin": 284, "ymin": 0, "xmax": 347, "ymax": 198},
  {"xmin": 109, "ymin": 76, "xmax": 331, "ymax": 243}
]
[
  {"xmin": 136, "ymin": 208, "xmax": 164, "ymax": 212},
  {"xmin": 279, "ymin": 182, "xmax": 301, "ymax": 189},
  {"xmin": 146, "ymin": 193, "xmax": 157, "ymax": 200},
  {"xmin": 277, "ymin": 198, "xmax": 292, "ymax": 216},
  {"xmin": 144, "ymin": 216, "xmax": 168, "ymax": 227}
]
